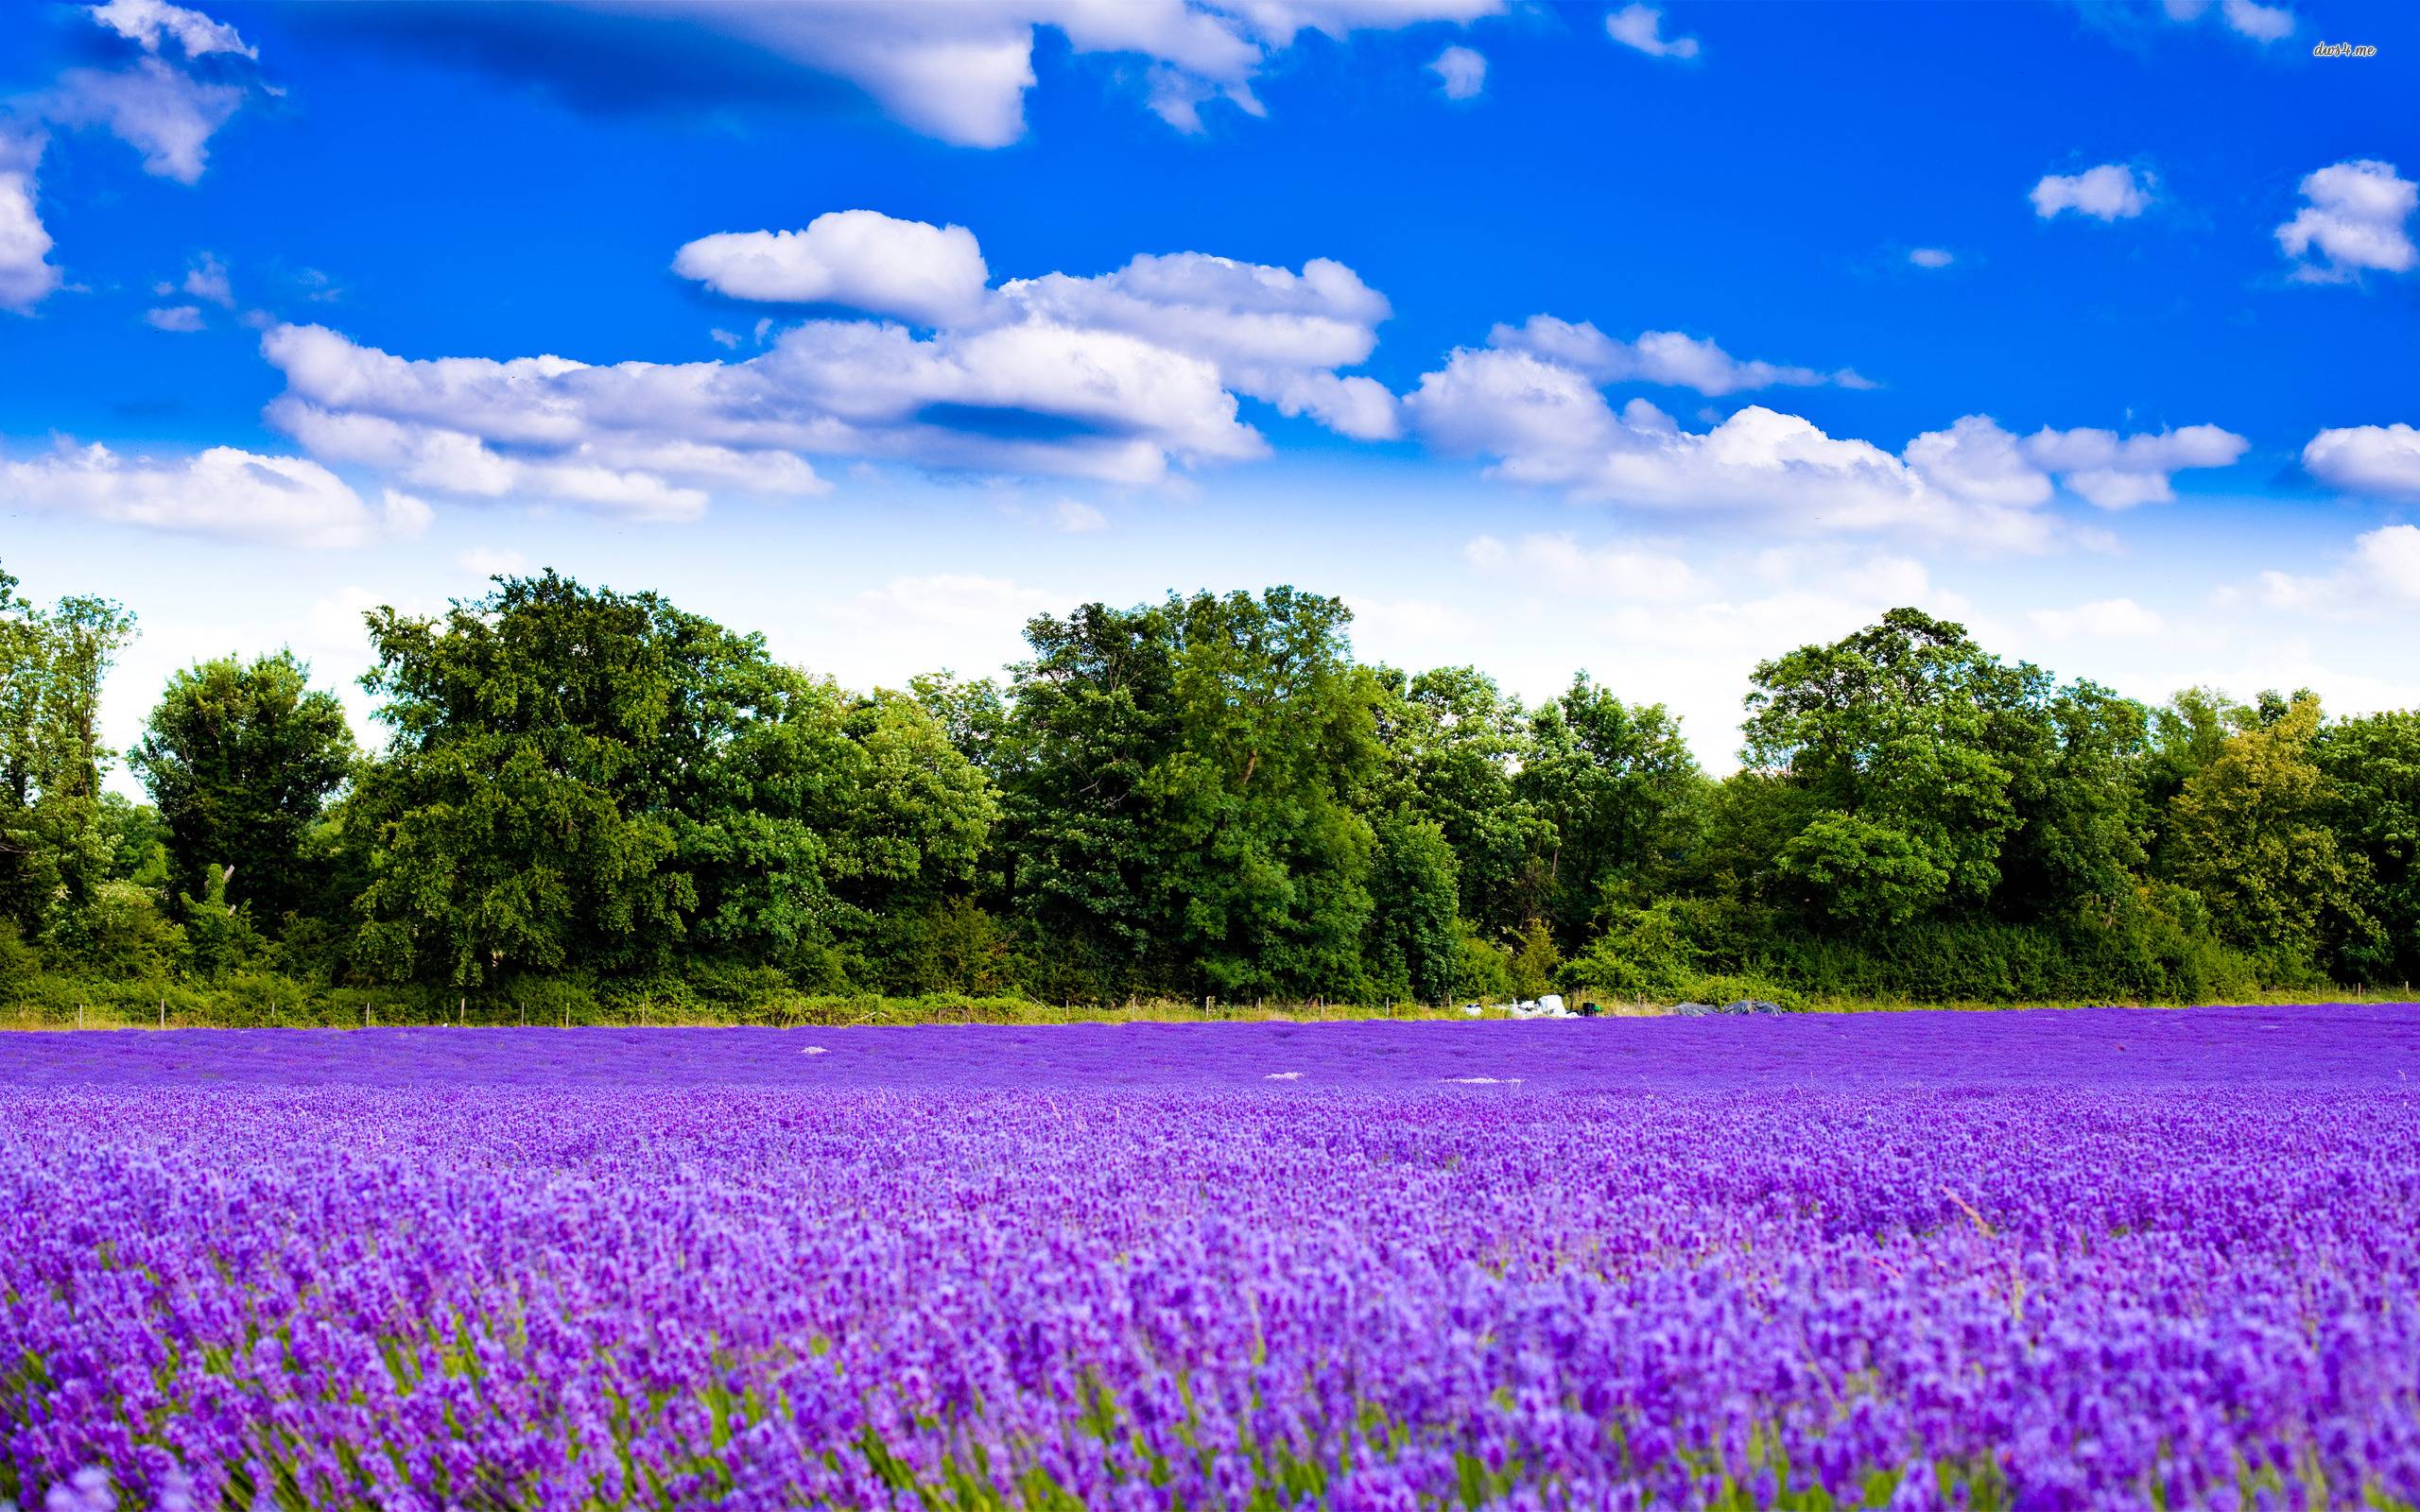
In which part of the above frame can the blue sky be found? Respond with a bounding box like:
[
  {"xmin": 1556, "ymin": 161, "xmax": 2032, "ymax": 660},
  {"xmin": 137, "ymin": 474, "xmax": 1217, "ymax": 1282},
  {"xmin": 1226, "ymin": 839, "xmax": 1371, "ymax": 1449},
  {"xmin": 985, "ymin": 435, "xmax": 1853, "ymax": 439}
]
[{"xmin": 2, "ymin": 0, "xmax": 2415, "ymax": 787}]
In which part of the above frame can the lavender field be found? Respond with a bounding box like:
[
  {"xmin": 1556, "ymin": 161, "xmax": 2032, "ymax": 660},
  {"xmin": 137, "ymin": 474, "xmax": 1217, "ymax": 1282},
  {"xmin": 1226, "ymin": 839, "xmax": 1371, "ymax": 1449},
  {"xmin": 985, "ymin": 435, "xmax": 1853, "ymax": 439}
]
[{"xmin": 6, "ymin": 1009, "xmax": 2420, "ymax": 1511}]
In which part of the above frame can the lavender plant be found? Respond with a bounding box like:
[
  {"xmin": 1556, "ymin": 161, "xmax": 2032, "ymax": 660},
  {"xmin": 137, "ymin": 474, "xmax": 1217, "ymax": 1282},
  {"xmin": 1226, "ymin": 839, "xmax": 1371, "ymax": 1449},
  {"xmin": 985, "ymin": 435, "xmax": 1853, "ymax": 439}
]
[{"xmin": 4, "ymin": 1009, "xmax": 2417, "ymax": 1510}]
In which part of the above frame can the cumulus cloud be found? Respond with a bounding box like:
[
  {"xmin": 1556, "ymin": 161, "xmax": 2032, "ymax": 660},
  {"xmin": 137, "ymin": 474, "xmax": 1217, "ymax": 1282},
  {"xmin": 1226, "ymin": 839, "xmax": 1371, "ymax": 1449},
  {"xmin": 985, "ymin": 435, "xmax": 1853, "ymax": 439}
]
[
  {"xmin": 2015, "ymin": 422, "xmax": 2249, "ymax": 508},
  {"xmin": 145, "ymin": 303, "xmax": 205, "ymax": 332},
  {"xmin": 1485, "ymin": 317, "xmax": 1865, "ymax": 397},
  {"xmin": 0, "ymin": 133, "xmax": 59, "ymax": 315},
  {"xmin": 1001, "ymin": 250, "xmax": 1399, "ymax": 438},
  {"xmin": 2304, "ymin": 422, "xmax": 2420, "ymax": 497},
  {"xmin": 268, "ymin": 214, "xmax": 1403, "ymax": 514},
  {"xmin": 2031, "ymin": 163, "xmax": 2152, "ymax": 222},
  {"xmin": 1908, "ymin": 247, "xmax": 1955, "ymax": 269},
  {"xmin": 2276, "ymin": 160, "xmax": 2416, "ymax": 284},
  {"xmin": 2029, "ymin": 597, "xmax": 2165, "ymax": 640},
  {"xmin": 1428, "ymin": 44, "xmax": 1485, "ymax": 98},
  {"xmin": 303, "ymin": 2, "xmax": 1500, "ymax": 149},
  {"xmin": 672, "ymin": 211, "xmax": 991, "ymax": 326},
  {"xmin": 1, "ymin": 438, "xmax": 427, "ymax": 547},
  {"xmin": 1605, "ymin": 4, "xmax": 1699, "ymax": 60},
  {"xmin": 1408, "ymin": 341, "xmax": 2245, "ymax": 549}
]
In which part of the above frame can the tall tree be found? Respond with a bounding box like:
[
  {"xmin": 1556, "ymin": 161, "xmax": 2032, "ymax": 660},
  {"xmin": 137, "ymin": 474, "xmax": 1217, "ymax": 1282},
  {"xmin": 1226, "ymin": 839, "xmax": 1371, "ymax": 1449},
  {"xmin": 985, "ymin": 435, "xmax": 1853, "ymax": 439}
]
[
  {"xmin": 1372, "ymin": 665, "xmax": 1551, "ymax": 936},
  {"xmin": 1740, "ymin": 608, "xmax": 2052, "ymax": 931},
  {"xmin": 998, "ymin": 588, "xmax": 1383, "ymax": 1000},
  {"xmin": 131, "ymin": 652, "xmax": 356, "ymax": 925},
  {"xmin": 1517, "ymin": 674, "xmax": 1703, "ymax": 947},
  {"xmin": 2166, "ymin": 693, "xmax": 2376, "ymax": 971},
  {"xmin": 2319, "ymin": 711, "xmax": 2420, "ymax": 983},
  {"xmin": 347, "ymin": 573, "xmax": 991, "ymax": 988},
  {"xmin": 0, "ymin": 571, "xmax": 136, "ymax": 940}
]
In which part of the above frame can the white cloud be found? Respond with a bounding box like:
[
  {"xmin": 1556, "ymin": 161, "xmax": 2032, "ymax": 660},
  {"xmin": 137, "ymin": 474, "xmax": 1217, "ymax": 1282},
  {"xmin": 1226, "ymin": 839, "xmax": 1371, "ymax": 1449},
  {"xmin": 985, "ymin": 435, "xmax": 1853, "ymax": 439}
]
[
  {"xmin": 1908, "ymin": 247, "xmax": 1955, "ymax": 269},
  {"xmin": 2029, "ymin": 597, "xmax": 2164, "ymax": 640},
  {"xmin": 1, "ymin": 439, "xmax": 426, "ymax": 547},
  {"xmin": 145, "ymin": 303, "xmax": 205, "ymax": 332},
  {"xmin": 45, "ymin": 59, "xmax": 247, "ymax": 186},
  {"xmin": 2276, "ymin": 160, "xmax": 2416, "ymax": 284},
  {"xmin": 2218, "ymin": 0, "xmax": 2293, "ymax": 41},
  {"xmin": 2304, "ymin": 422, "xmax": 2420, "ymax": 498},
  {"xmin": 433, "ymin": 1, "xmax": 1499, "ymax": 148},
  {"xmin": 672, "ymin": 210, "xmax": 991, "ymax": 326},
  {"xmin": 88, "ymin": 0, "xmax": 257, "ymax": 60},
  {"xmin": 456, "ymin": 547, "xmax": 528, "ymax": 577},
  {"xmin": 267, "ymin": 215, "xmax": 1402, "ymax": 511},
  {"xmin": 1605, "ymin": 4, "xmax": 1699, "ymax": 60},
  {"xmin": 0, "ymin": 4, "xmax": 257, "ymax": 311},
  {"xmin": 709, "ymin": 328, "xmax": 741, "ymax": 349},
  {"xmin": 1002, "ymin": 250, "xmax": 1399, "ymax": 438},
  {"xmin": 2256, "ymin": 525, "xmax": 2420, "ymax": 612},
  {"xmin": 1409, "ymin": 342, "xmax": 2244, "ymax": 550},
  {"xmin": 180, "ymin": 250, "xmax": 233, "ymax": 305},
  {"xmin": 1485, "ymin": 316, "xmax": 1864, "ymax": 396},
  {"xmin": 1428, "ymin": 44, "xmax": 1485, "ymax": 98},
  {"xmin": 2031, "ymin": 163, "xmax": 2152, "ymax": 222},
  {"xmin": 0, "ymin": 132, "xmax": 59, "ymax": 315},
  {"xmin": 1408, "ymin": 347, "xmax": 2040, "ymax": 545},
  {"xmin": 2017, "ymin": 422, "xmax": 2249, "ymax": 508},
  {"xmin": 2151, "ymin": 0, "xmax": 2294, "ymax": 42},
  {"xmin": 1050, "ymin": 499, "xmax": 1108, "ymax": 533}
]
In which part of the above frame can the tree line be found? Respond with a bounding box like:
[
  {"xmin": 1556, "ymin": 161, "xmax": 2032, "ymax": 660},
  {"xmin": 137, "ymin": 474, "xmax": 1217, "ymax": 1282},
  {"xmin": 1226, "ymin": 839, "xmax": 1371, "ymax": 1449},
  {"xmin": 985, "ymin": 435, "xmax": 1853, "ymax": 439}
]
[{"xmin": 3, "ymin": 558, "xmax": 2413, "ymax": 1014}]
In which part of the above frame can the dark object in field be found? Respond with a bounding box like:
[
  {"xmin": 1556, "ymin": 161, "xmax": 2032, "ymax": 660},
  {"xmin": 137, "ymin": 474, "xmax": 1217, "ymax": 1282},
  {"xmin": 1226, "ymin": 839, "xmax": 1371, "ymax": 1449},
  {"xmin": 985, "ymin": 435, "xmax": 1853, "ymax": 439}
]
[{"xmin": 1579, "ymin": 1001, "xmax": 1604, "ymax": 1018}]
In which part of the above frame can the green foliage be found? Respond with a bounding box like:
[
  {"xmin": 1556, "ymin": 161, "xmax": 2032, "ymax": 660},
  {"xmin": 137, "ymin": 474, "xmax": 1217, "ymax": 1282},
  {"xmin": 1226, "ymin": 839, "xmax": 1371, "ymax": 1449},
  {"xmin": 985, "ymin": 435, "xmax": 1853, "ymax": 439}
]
[
  {"xmin": 997, "ymin": 588, "xmax": 1382, "ymax": 1001},
  {"xmin": 0, "ymin": 570, "xmax": 138, "ymax": 942},
  {"xmin": 1371, "ymin": 666, "xmax": 1551, "ymax": 936},
  {"xmin": 346, "ymin": 572, "xmax": 993, "ymax": 988},
  {"xmin": 2165, "ymin": 694, "xmax": 2377, "ymax": 974},
  {"xmin": 2318, "ymin": 711, "xmax": 2420, "ymax": 984},
  {"xmin": 1743, "ymin": 609, "xmax": 2053, "ymax": 928},
  {"xmin": 131, "ymin": 650, "xmax": 355, "ymax": 925},
  {"xmin": 1517, "ymin": 674, "xmax": 1704, "ymax": 946},
  {"xmin": 0, "ymin": 563, "xmax": 2408, "ymax": 1016},
  {"xmin": 1361, "ymin": 812, "xmax": 1461, "ymax": 1004}
]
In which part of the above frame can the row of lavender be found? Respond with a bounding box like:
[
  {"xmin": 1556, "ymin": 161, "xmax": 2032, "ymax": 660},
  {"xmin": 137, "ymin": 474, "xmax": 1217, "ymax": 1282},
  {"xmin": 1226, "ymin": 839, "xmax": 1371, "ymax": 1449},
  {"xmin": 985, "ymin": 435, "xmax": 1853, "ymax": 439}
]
[{"xmin": 5, "ymin": 1012, "xmax": 2420, "ymax": 1509}]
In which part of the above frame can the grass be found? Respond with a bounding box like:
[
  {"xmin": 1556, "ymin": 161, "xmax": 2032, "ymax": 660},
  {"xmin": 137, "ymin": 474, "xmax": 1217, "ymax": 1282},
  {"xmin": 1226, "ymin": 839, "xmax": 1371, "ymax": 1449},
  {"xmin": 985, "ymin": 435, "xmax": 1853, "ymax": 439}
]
[{"xmin": 3, "ymin": 980, "xmax": 2411, "ymax": 1032}]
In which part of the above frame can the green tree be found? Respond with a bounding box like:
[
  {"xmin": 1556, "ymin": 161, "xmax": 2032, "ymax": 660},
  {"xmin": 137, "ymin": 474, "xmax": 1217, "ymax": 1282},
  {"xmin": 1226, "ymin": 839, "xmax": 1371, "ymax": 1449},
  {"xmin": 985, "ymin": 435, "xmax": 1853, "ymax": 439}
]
[
  {"xmin": 1741, "ymin": 608, "xmax": 2051, "ymax": 931},
  {"xmin": 1371, "ymin": 665, "xmax": 1551, "ymax": 936},
  {"xmin": 2317, "ymin": 710, "xmax": 2420, "ymax": 983},
  {"xmin": 1361, "ymin": 811, "xmax": 1461, "ymax": 1004},
  {"xmin": 998, "ymin": 588, "xmax": 1382, "ymax": 1000},
  {"xmin": 2166, "ymin": 693, "xmax": 2376, "ymax": 971},
  {"xmin": 348, "ymin": 573, "xmax": 993, "ymax": 988},
  {"xmin": 1997, "ymin": 681, "xmax": 2152, "ymax": 920},
  {"xmin": 1516, "ymin": 673, "xmax": 1704, "ymax": 946},
  {"xmin": 0, "ymin": 570, "xmax": 137, "ymax": 942},
  {"xmin": 131, "ymin": 652, "xmax": 356, "ymax": 926}
]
